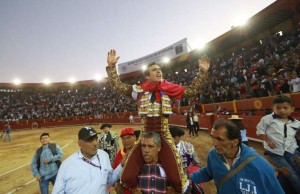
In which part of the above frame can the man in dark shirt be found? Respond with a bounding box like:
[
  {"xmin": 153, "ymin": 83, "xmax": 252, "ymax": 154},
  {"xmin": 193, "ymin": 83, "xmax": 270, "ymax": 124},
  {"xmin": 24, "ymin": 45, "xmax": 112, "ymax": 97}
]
[{"xmin": 133, "ymin": 131, "xmax": 187, "ymax": 194}]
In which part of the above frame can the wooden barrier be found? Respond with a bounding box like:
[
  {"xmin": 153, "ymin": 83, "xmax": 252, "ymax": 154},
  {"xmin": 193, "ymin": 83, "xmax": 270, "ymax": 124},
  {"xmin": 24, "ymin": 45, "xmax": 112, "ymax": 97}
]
[
  {"xmin": 1, "ymin": 93, "xmax": 299, "ymax": 142},
  {"xmin": 2, "ymin": 113, "xmax": 300, "ymax": 142},
  {"xmin": 199, "ymin": 92, "xmax": 300, "ymax": 114}
]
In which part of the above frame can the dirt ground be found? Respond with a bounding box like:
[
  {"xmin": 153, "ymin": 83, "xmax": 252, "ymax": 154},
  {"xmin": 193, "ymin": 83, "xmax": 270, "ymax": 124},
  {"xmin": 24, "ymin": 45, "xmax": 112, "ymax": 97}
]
[{"xmin": 0, "ymin": 124, "xmax": 265, "ymax": 194}]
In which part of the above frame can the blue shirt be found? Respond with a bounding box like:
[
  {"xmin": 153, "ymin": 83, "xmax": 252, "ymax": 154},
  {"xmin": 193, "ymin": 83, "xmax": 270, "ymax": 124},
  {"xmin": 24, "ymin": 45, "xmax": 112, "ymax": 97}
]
[
  {"xmin": 5, "ymin": 126, "xmax": 11, "ymax": 134},
  {"xmin": 240, "ymin": 129, "xmax": 248, "ymax": 142},
  {"xmin": 190, "ymin": 144, "xmax": 284, "ymax": 194},
  {"xmin": 30, "ymin": 143, "xmax": 63, "ymax": 180},
  {"xmin": 52, "ymin": 149, "xmax": 122, "ymax": 194}
]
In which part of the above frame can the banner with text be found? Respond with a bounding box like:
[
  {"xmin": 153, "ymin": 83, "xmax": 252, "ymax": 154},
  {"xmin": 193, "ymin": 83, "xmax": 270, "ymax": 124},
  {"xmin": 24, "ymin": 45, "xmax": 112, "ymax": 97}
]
[{"xmin": 117, "ymin": 38, "xmax": 188, "ymax": 74}]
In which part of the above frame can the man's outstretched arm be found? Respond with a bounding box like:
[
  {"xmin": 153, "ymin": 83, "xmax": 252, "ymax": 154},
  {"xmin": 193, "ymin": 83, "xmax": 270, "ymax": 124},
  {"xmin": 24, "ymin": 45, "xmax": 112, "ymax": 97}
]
[
  {"xmin": 106, "ymin": 49, "xmax": 132, "ymax": 95},
  {"xmin": 184, "ymin": 56, "xmax": 210, "ymax": 97}
]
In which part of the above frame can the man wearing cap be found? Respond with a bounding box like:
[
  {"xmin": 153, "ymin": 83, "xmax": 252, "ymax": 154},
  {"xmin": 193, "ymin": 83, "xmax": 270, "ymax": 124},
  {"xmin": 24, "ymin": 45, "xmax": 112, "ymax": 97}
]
[
  {"xmin": 52, "ymin": 127, "xmax": 123, "ymax": 194},
  {"xmin": 99, "ymin": 123, "xmax": 120, "ymax": 164},
  {"xmin": 113, "ymin": 127, "xmax": 136, "ymax": 194}
]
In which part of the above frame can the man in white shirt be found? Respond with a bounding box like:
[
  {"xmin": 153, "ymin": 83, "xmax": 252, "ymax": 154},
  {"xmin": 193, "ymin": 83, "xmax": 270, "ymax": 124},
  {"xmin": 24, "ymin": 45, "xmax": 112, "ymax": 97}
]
[
  {"xmin": 129, "ymin": 114, "xmax": 134, "ymax": 124},
  {"xmin": 52, "ymin": 127, "xmax": 123, "ymax": 194},
  {"xmin": 288, "ymin": 71, "xmax": 300, "ymax": 92}
]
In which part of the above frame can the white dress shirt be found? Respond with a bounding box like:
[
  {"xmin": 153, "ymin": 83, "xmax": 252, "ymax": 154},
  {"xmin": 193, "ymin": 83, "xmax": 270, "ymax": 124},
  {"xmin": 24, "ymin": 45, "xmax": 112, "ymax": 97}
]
[
  {"xmin": 52, "ymin": 149, "xmax": 122, "ymax": 194},
  {"xmin": 256, "ymin": 113, "xmax": 300, "ymax": 155}
]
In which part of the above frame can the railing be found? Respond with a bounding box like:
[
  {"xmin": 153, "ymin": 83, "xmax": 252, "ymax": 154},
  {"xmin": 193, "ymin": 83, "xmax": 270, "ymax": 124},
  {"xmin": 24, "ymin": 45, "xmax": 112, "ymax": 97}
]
[{"xmin": 2, "ymin": 93, "xmax": 299, "ymax": 142}]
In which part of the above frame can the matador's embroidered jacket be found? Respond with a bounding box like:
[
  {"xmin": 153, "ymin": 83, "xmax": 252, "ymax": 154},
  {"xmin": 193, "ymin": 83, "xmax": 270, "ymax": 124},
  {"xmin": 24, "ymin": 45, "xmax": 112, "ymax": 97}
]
[{"xmin": 106, "ymin": 64, "xmax": 207, "ymax": 193}]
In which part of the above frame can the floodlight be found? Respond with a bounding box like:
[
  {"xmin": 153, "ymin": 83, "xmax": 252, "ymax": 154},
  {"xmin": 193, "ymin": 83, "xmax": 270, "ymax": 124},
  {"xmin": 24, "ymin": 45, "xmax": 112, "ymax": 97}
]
[
  {"xmin": 163, "ymin": 57, "xmax": 170, "ymax": 63},
  {"xmin": 142, "ymin": 65, "xmax": 147, "ymax": 71},
  {"xmin": 95, "ymin": 74, "xmax": 102, "ymax": 82},
  {"xmin": 13, "ymin": 79, "xmax": 21, "ymax": 85},
  {"xmin": 233, "ymin": 14, "xmax": 249, "ymax": 27},
  {"xmin": 43, "ymin": 79, "xmax": 51, "ymax": 85},
  {"xmin": 69, "ymin": 78, "xmax": 76, "ymax": 84},
  {"xmin": 192, "ymin": 38, "xmax": 206, "ymax": 50}
]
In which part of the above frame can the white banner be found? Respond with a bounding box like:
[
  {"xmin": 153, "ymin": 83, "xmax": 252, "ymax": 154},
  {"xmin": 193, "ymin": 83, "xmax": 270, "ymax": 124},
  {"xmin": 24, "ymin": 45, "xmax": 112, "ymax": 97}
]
[{"xmin": 117, "ymin": 38, "xmax": 188, "ymax": 74}]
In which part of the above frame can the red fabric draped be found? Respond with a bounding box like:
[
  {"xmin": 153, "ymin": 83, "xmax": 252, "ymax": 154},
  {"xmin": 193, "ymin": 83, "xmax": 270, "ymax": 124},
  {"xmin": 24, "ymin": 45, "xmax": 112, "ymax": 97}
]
[
  {"xmin": 112, "ymin": 150, "xmax": 123, "ymax": 169},
  {"xmin": 140, "ymin": 80, "xmax": 185, "ymax": 102}
]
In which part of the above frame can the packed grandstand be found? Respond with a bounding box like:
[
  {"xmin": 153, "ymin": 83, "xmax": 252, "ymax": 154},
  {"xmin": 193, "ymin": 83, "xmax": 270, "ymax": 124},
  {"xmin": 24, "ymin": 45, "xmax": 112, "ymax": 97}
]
[{"xmin": 0, "ymin": 0, "xmax": 299, "ymax": 125}]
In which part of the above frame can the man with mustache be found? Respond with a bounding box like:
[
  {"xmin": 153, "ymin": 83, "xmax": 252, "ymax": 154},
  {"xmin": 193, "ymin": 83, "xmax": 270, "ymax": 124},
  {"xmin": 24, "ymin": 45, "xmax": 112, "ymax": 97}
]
[
  {"xmin": 189, "ymin": 119, "xmax": 284, "ymax": 194},
  {"xmin": 133, "ymin": 131, "xmax": 179, "ymax": 194}
]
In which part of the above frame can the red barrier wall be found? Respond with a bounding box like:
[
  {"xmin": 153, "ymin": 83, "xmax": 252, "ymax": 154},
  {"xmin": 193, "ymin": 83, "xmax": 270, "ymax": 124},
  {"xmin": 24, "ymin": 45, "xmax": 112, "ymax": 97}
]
[
  {"xmin": 201, "ymin": 93, "xmax": 300, "ymax": 113},
  {"xmin": 2, "ymin": 93, "xmax": 299, "ymax": 142},
  {"xmin": 2, "ymin": 113, "xmax": 300, "ymax": 142}
]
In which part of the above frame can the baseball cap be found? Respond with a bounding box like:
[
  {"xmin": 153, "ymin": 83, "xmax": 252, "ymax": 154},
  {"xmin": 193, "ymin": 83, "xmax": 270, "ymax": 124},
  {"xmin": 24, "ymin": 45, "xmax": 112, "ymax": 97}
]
[
  {"xmin": 78, "ymin": 127, "xmax": 97, "ymax": 140},
  {"xmin": 120, "ymin": 127, "xmax": 135, "ymax": 137}
]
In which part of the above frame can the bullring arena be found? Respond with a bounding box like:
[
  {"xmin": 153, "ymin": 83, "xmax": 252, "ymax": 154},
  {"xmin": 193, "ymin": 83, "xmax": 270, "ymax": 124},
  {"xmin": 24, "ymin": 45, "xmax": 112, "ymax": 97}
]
[{"xmin": 1, "ymin": 0, "xmax": 300, "ymax": 193}]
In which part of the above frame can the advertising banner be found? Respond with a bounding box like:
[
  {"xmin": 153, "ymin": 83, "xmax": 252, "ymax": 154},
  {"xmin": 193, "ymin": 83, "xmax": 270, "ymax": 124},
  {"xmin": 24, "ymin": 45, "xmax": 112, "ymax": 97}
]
[{"xmin": 117, "ymin": 38, "xmax": 188, "ymax": 74}]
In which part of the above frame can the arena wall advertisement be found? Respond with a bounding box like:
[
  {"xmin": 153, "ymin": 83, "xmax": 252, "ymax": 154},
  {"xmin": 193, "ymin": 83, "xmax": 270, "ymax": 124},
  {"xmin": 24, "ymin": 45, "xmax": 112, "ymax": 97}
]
[{"xmin": 117, "ymin": 38, "xmax": 188, "ymax": 74}]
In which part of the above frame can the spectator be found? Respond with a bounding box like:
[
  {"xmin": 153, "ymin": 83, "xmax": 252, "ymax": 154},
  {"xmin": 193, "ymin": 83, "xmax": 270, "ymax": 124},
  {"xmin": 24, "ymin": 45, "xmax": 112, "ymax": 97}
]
[
  {"xmin": 31, "ymin": 133, "xmax": 63, "ymax": 194},
  {"xmin": 52, "ymin": 127, "xmax": 123, "ymax": 194},
  {"xmin": 186, "ymin": 112, "xmax": 195, "ymax": 138},
  {"xmin": 190, "ymin": 119, "xmax": 284, "ymax": 194},
  {"xmin": 228, "ymin": 115, "xmax": 249, "ymax": 146},
  {"xmin": 129, "ymin": 113, "xmax": 134, "ymax": 124},
  {"xmin": 193, "ymin": 112, "xmax": 200, "ymax": 136},
  {"xmin": 256, "ymin": 95, "xmax": 300, "ymax": 192},
  {"xmin": 288, "ymin": 71, "xmax": 300, "ymax": 93},
  {"xmin": 3, "ymin": 122, "xmax": 12, "ymax": 142}
]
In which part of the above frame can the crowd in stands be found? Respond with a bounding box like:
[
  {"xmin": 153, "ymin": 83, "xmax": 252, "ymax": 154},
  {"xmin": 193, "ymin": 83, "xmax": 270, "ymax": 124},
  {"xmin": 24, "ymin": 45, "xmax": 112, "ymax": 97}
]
[
  {"xmin": 0, "ymin": 87, "xmax": 136, "ymax": 121},
  {"xmin": 166, "ymin": 30, "xmax": 300, "ymax": 104},
  {"xmin": 0, "ymin": 30, "xmax": 299, "ymax": 121}
]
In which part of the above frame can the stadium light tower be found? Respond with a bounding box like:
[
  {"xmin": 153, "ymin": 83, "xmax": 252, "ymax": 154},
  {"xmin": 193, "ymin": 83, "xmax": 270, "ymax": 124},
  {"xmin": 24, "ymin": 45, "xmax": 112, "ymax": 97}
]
[
  {"xmin": 43, "ymin": 79, "xmax": 51, "ymax": 85},
  {"xmin": 94, "ymin": 74, "xmax": 102, "ymax": 82},
  {"xmin": 163, "ymin": 57, "xmax": 170, "ymax": 64},
  {"xmin": 142, "ymin": 64, "xmax": 147, "ymax": 71},
  {"xmin": 191, "ymin": 38, "xmax": 206, "ymax": 51},
  {"xmin": 69, "ymin": 78, "xmax": 76, "ymax": 84},
  {"xmin": 233, "ymin": 14, "xmax": 249, "ymax": 27},
  {"xmin": 13, "ymin": 78, "xmax": 21, "ymax": 86}
]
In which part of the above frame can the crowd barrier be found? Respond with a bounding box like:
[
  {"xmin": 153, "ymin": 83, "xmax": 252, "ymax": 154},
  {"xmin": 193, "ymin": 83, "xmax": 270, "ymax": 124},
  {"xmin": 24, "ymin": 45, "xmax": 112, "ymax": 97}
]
[
  {"xmin": 201, "ymin": 92, "xmax": 300, "ymax": 114},
  {"xmin": 1, "ymin": 93, "xmax": 299, "ymax": 142},
  {"xmin": 3, "ymin": 113, "xmax": 300, "ymax": 143}
]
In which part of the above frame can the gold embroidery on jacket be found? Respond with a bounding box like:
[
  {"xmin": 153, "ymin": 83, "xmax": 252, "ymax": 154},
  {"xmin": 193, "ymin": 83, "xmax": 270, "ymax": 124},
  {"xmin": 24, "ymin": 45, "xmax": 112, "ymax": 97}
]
[
  {"xmin": 184, "ymin": 69, "xmax": 208, "ymax": 97},
  {"xmin": 106, "ymin": 65, "xmax": 131, "ymax": 95}
]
